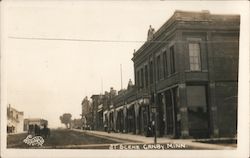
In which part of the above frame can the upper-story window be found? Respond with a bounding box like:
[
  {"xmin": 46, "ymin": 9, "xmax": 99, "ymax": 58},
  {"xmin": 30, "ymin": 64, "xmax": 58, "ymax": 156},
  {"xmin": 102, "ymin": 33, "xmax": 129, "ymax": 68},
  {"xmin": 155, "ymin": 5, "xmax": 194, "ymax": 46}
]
[
  {"xmin": 156, "ymin": 55, "xmax": 162, "ymax": 81},
  {"xmin": 137, "ymin": 70, "xmax": 140, "ymax": 89},
  {"xmin": 188, "ymin": 43, "xmax": 201, "ymax": 71},
  {"xmin": 145, "ymin": 65, "xmax": 149, "ymax": 88},
  {"xmin": 135, "ymin": 71, "xmax": 137, "ymax": 86},
  {"xmin": 170, "ymin": 46, "xmax": 176, "ymax": 74},
  {"xmin": 149, "ymin": 60, "xmax": 153, "ymax": 84},
  {"xmin": 163, "ymin": 51, "xmax": 168, "ymax": 78},
  {"xmin": 10, "ymin": 111, "xmax": 13, "ymax": 118},
  {"xmin": 140, "ymin": 68, "xmax": 144, "ymax": 89}
]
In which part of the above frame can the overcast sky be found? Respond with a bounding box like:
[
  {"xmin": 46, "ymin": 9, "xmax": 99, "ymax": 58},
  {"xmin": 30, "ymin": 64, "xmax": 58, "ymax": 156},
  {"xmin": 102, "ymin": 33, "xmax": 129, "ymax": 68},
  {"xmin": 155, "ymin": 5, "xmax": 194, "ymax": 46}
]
[{"xmin": 2, "ymin": 1, "xmax": 246, "ymax": 128}]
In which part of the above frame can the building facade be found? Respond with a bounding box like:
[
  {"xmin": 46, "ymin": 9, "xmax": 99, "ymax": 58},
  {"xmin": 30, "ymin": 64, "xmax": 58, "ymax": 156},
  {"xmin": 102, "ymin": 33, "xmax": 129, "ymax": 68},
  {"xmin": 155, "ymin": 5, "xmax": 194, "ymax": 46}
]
[
  {"xmin": 7, "ymin": 104, "xmax": 24, "ymax": 133},
  {"xmin": 88, "ymin": 10, "xmax": 239, "ymax": 139},
  {"xmin": 132, "ymin": 10, "xmax": 239, "ymax": 138},
  {"xmin": 71, "ymin": 118, "xmax": 84, "ymax": 129},
  {"xmin": 23, "ymin": 118, "xmax": 48, "ymax": 131},
  {"xmin": 81, "ymin": 96, "xmax": 92, "ymax": 129}
]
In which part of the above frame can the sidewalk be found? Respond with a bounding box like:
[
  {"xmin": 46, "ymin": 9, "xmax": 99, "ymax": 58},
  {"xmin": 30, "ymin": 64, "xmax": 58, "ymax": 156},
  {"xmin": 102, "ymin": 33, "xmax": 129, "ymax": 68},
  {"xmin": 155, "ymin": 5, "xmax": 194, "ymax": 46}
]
[{"xmin": 73, "ymin": 129, "xmax": 236, "ymax": 150}]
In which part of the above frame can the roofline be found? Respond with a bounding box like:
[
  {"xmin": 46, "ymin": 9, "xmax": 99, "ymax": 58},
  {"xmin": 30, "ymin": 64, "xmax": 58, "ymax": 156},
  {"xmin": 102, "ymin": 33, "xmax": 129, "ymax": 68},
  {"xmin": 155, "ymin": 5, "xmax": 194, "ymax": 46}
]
[{"xmin": 131, "ymin": 10, "xmax": 240, "ymax": 61}]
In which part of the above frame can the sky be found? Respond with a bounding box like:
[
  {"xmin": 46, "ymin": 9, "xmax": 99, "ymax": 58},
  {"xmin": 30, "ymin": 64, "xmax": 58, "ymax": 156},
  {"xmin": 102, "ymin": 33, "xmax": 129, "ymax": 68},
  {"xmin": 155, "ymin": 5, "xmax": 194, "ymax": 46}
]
[{"xmin": 2, "ymin": 1, "xmax": 246, "ymax": 128}]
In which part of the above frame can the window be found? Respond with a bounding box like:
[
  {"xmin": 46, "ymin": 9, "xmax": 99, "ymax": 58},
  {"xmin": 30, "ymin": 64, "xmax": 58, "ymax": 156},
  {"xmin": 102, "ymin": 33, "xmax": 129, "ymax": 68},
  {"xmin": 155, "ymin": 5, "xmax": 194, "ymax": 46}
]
[
  {"xmin": 145, "ymin": 65, "xmax": 149, "ymax": 88},
  {"xmin": 163, "ymin": 51, "xmax": 168, "ymax": 78},
  {"xmin": 10, "ymin": 111, "xmax": 13, "ymax": 118},
  {"xmin": 157, "ymin": 55, "xmax": 161, "ymax": 81},
  {"xmin": 149, "ymin": 60, "xmax": 153, "ymax": 84},
  {"xmin": 140, "ymin": 68, "xmax": 144, "ymax": 89},
  {"xmin": 135, "ymin": 71, "xmax": 137, "ymax": 86},
  {"xmin": 137, "ymin": 71, "xmax": 140, "ymax": 89},
  {"xmin": 189, "ymin": 43, "xmax": 201, "ymax": 71},
  {"xmin": 170, "ymin": 46, "xmax": 175, "ymax": 74}
]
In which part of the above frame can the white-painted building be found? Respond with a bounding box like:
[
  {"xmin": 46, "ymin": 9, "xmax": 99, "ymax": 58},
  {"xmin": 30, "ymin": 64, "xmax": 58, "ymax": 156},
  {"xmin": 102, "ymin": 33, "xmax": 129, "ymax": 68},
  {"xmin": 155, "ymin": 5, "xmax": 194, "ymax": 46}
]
[{"xmin": 7, "ymin": 104, "xmax": 24, "ymax": 133}]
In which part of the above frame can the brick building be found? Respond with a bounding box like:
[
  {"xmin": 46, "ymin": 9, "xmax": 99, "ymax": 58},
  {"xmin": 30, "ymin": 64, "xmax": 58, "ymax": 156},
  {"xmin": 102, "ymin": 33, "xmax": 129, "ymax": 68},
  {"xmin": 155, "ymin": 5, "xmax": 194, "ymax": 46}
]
[
  {"xmin": 112, "ymin": 80, "xmax": 150, "ymax": 134},
  {"xmin": 131, "ymin": 10, "xmax": 239, "ymax": 138},
  {"xmin": 89, "ymin": 10, "xmax": 239, "ymax": 139}
]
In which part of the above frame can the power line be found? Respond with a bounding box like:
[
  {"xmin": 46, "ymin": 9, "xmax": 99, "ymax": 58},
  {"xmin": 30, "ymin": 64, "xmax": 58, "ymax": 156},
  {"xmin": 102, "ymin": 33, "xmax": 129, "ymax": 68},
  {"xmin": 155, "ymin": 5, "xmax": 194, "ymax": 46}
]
[
  {"xmin": 8, "ymin": 36, "xmax": 146, "ymax": 43},
  {"xmin": 8, "ymin": 36, "xmax": 239, "ymax": 43}
]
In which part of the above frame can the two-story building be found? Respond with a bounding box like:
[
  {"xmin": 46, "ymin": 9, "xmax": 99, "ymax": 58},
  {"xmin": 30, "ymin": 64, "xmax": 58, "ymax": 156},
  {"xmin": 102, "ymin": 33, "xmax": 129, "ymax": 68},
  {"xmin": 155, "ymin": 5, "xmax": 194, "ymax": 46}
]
[
  {"xmin": 7, "ymin": 104, "xmax": 24, "ymax": 133},
  {"xmin": 111, "ymin": 79, "xmax": 150, "ymax": 135},
  {"xmin": 132, "ymin": 10, "xmax": 239, "ymax": 138}
]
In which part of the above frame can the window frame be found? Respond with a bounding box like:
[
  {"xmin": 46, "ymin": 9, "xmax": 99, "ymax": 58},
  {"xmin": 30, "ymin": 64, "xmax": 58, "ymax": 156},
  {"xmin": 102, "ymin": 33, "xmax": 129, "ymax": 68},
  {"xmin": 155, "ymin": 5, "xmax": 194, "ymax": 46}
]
[
  {"xmin": 156, "ymin": 55, "xmax": 161, "ymax": 81},
  {"xmin": 169, "ymin": 45, "xmax": 176, "ymax": 74},
  {"xmin": 163, "ymin": 50, "xmax": 168, "ymax": 78},
  {"xmin": 144, "ymin": 64, "xmax": 149, "ymax": 88},
  {"xmin": 149, "ymin": 60, "xmax": 154, "ymax": 84},
  {"xmin": 187, "ymin": 38, "xmax": 202, "ymax": 72}
]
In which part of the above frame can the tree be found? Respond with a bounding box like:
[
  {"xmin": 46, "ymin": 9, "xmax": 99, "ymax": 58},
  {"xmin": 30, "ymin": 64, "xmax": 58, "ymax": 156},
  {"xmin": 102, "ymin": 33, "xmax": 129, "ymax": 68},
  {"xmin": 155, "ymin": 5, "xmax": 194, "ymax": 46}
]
[{"xmin": 60, "ymin": 113, "xmax": 72, "ymax": 129}]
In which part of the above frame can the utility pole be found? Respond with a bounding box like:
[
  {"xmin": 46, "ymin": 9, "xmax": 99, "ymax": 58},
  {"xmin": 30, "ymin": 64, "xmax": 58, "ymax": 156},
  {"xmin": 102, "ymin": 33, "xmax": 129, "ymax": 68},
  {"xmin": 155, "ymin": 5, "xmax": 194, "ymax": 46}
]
[{"xmin": 153, "ymin": 47, "xmax": 158, "ymax": 144}]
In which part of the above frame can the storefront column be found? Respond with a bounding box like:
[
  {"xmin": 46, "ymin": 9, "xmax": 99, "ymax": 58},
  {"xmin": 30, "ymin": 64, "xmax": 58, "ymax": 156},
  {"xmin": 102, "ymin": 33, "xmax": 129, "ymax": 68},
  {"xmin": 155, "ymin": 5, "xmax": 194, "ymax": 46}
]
[
  {"xmin": 134, "ymin": 103, "xmax": 140, "ymax": 134},
  {"xmin": 123, "ymin": 106, "xmax": 127, "ymax": 133},
  {"xmin": 206, "ymin": 32, "xmax": 219, "ymax": 137},
  {"xmin": 209, "ymin": 82, "xmax": 219, "ymax": 137},
  {"xmin": 161, "ymin": 92, "xmax": 168, "ymax": 136},
  {"xmin": 178, "ymin": 84, "xmax": 189, "ymax": 138},
  {"xmin": 113, "ymin": 110, "xmax": 117, "ymax": 132}
]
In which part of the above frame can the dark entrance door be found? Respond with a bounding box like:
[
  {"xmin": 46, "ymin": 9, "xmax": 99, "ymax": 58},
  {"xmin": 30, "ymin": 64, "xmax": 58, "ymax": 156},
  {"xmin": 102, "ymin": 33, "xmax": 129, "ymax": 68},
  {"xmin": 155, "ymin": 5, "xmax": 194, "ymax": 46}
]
[
  {"xmin": 127, "ymin": 105, "xmax": 136, "ymax": 134},
  {"xmin": 165, "ymin": 88, "xmax": 179, "ymax": 137},
  {"xmin": 157, "ymin": 94, "xmax": 165, "ymax": 137},
  {"xmin": 117, "ymin": 110, "xmax": 124, "ymax": 133},
  {"xmin": 165, "ymin": 90, "xmax": 174, "ymax": 135},
  {"xmin": 186, "ymin": 85, "xmax": 209, "ymax": 138}
]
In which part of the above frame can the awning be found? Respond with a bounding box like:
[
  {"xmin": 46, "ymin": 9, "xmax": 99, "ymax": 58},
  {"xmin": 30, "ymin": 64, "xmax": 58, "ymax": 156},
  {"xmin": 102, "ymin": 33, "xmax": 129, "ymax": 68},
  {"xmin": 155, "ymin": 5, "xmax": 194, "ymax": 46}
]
[
  {"xmin": 115, "ymin": 106, "xmax": 123, "ymax": 111},
  {"xmin": 126, "ymin": 100, "xmax": 137, "ymax": 109},
  {"xmin": 98, "ymin": 104, "xmax": 103, "ymax": 109},
  {"xmin": 97, "ymin": 108, "xmax": 103, "ymax": 112},
  {"xmin": 103, "ymin": 110, "xmax": 108, "ymax": 115}
]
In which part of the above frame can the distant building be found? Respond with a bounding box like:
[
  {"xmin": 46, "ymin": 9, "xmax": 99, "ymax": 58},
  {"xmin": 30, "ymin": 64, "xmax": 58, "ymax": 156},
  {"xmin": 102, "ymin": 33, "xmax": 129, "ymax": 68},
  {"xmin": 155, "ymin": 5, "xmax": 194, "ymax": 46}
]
[
  {"xmin": 7, "ymin": 104, "xmax": 24, "ymax": 133},
  {"xmin": 23, "ymin": 118, "xmax": 48, "ymax": 131},
  {"xmin": 71, "ymin": 118, "xmax": 84, "ymax": 129},
  {"xmin": 81, "ymin": 96, "xmax": 93, "ymax": 129},
  {"xmin": 91, "ymin": 94, "xmax": 103, "ymax": 130},
  {"xmin": 81, "ymin": 96, "xmax": 91, "ymax": 116},
  {"xmin": 88, "ymin": 87, "xmax": 118, "ymax": 131}
]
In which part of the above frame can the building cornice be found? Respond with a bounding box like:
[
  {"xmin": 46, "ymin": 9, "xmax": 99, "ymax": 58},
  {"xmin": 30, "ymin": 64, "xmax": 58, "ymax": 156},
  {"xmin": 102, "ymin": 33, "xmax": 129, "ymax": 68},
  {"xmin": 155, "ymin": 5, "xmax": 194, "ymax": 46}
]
[{"xmin": 132, "ymin": 10, "xmax": 240, "ymax": 62}]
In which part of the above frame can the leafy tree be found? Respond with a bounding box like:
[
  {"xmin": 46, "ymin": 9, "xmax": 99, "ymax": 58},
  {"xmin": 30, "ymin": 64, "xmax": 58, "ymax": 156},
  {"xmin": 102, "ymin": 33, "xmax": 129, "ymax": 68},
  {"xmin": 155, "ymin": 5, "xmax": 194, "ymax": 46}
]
[{"xmin": 60, "ymin": 113, "xmax": 72, "ymax": 129}]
